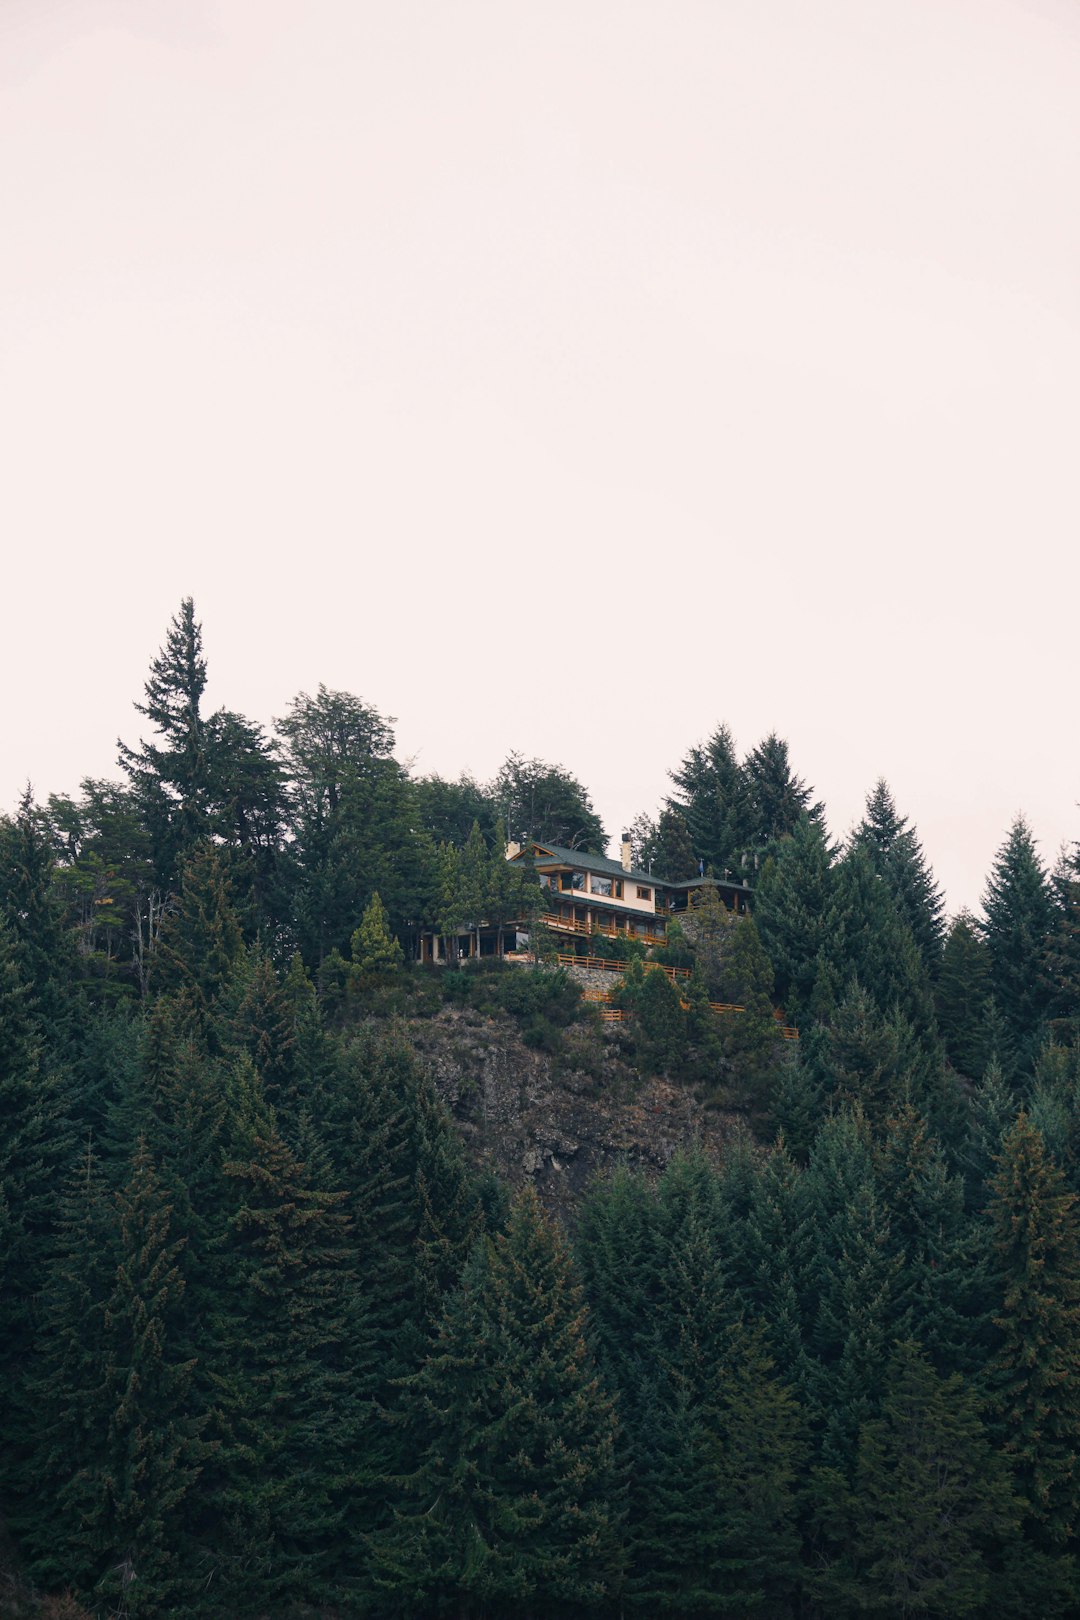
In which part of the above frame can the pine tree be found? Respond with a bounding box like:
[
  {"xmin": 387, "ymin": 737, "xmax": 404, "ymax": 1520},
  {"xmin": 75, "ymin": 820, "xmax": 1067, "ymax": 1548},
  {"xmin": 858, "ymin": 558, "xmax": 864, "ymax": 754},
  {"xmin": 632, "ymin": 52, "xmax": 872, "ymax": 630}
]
[
  {"xmin": 937, "ymin": 910, "xmax": 993, "ymax": 1078},
  {"xmin": 19, "ymin": 1141, "xmax": 206, "ymax": 1617},
  {"xmin": 985, "ymin": 1114, "xmax": 1080, "ymax": 1551},
  {"xmin": 742, "ymin": 732, "xmax": 822, "ymax": 859},
  {"xmin": 982, "ymin": 817, "xmax": 1055, "ymax": 1072},
  {"xmin": 13, "ymin": 1139, "xmax": 116, "ymax": 1598},
  {"xmin": 0, "ymin": 786, "xmax": 78, "ymax": 1049},
  {"xmin": 374, "ymin": 1187, "xmax": 624, "ymax": 1617},
  {"xmin": 1044, "ymin": 844, "xmax": 1080, "ymax": 1044},
  {"xmin": 752, "ymin": 813, "xmax": 838, "ymax": 1026},
  {"xmin": 201, "ymin": 1106, "xmax": 359, "ymax": 1614},
  {"xmin": 810, "ymin": 1340, "xmax": 1018, "ymax": 1619},
  {"xmin": 854, "ymin": 779, "xmax": 945, "ymax": 973},
  {"xmin": 152, "ymin": 844, "xmax": 243, "ymax": 1010},
  {"xmin": 350, "ymin": 889, "xmax": 405, "ymax": 977},
  {"xmin": 832, "ymin": 843, "xmax": 937, "ymax": 1035},
  {"xmin": 666, "ymin": 725, "xmax": 751, "ymax": 878},
  {"xmin": 876, "ymin": 1104, "xmax": 991, "ymax": 1375},
  {"xmin": 118, "ymin": 598, "xmax": 213, "ymax": 889}
]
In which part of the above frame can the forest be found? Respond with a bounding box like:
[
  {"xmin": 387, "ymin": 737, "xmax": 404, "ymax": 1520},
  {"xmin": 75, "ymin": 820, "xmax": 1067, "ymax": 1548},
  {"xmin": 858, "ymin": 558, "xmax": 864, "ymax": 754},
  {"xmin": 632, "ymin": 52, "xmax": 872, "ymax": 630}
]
[{"xmin": 3, "ymin": 597, "xmax": 1080, "ymax": 1618}]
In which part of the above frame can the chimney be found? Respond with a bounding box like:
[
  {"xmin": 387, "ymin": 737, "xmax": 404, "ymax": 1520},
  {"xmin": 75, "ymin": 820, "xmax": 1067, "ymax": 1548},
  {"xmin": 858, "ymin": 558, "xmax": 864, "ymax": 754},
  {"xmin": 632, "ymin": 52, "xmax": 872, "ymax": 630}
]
[
  {"xmin": 620, "ymin": 832, "xmax": 633, "ymax": 872},
  {"xmin": 506, "ymin": 840, "xmax": 521, "ymax": 860}
]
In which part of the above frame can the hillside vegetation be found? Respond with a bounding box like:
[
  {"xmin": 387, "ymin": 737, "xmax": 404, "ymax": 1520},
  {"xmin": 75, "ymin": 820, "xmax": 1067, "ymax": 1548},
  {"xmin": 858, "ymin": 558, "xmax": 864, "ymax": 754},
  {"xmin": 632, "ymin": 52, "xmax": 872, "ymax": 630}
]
[{"xmin": 3, "ymin": 600, "xmax": 1080, "ymax": 1617}]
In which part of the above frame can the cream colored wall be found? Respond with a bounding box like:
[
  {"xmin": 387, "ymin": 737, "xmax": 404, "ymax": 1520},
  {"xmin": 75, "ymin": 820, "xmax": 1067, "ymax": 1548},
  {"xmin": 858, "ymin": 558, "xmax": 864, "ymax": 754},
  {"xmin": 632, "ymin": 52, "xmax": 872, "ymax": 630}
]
[{"xmin": 507, "ymin": 855, "xmax": 660, "ymax": 916}]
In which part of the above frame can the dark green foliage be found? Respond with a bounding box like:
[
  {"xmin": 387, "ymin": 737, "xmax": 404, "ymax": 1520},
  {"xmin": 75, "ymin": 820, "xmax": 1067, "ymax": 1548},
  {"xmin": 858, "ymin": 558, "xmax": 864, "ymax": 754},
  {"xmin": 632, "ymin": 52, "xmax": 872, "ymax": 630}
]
[
  {"xmin": 1045, "ymin": 844, "xmax": 1080, "ymax": 1044},
  {"xmin": 152, "ymin": 844, "xmax": 243, "ymax": 1010},
  {"xmin": 742, "ymin": 731, "xmax": 822, "ymax": 856},
  {"xmin": 753, "ymin": 813, "xmax": 838, "ymax": 1026},
  {"xmin": 986, "ymin": 1114, "xmax": 1080, "ymax": 1551},
  {"xmin": 117, "ymin": 598, "xmax": 213, "ymax": 890},
  {"xmin": 0, "ymin": 787, "xmax": 78, "ymax": 1047},
  {"xmin": 10, "ymin": 598, "xmax": 1080, "ymax": 1618},
  {"xmin": 832, "ymin": 844, "xmax": 937, "ymax": 1035},
  {"xmin": 19, "ymin": 1141, "xmax": 206, "ymax": 1617},
  {"xmin": 809, "ymin": 1340, "xmax": 1018, "ymax": 1618},
  {"xmin": 853, "ymin": 779, "xmax": 945, "ymax": 972},
  {"xmin": 490, "ymin": 750, "xmax": 606, "ymax": 852},
  {"xmin": 666, "ymin": 724, "xmax": 752, "ymax": 879},
  {"xmin": 937, "ymin": 909, "xmax": 993, "ymax": 1078},
  {"xmin": 982, "ymin": 816, "xmax": 1055, "ymax": 1071},
  {"xmin": 373, "ymin": 1186, "xmax": 624, "ymax": 1617}
]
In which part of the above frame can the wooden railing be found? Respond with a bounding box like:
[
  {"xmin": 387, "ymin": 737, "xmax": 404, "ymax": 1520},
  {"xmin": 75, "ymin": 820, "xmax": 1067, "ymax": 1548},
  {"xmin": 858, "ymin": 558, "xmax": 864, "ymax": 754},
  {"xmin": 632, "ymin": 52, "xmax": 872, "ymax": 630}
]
[
  {"xmin": 542, "ymin": 913, "xmax": 666, "ymax": 944},
  {"xmin": 574, "ymin": 969, "xmax": 798, "ymax": 1038}
]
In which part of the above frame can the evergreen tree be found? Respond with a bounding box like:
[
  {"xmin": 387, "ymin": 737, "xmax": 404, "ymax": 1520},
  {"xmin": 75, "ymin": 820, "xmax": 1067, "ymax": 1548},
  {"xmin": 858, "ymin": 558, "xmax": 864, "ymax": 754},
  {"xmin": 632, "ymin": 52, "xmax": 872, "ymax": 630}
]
[
  {"xmin": 350, "ymin": 890, "xmax": 405, "ymax": 976},
  {"xmin": 832, "ymin": 843, "xmax": 937, "ymax": 1035},
  {"xmin": 118, "ymin": 598, "xmax": 212, "ymax": 889},
  {"xmin": 1044, "ymin": 843, "xmax": 1080, "ymax": 1044},
  {"xmin": 374, "ymin": 1187, "xmax": 624, "ymax": 1617},
  {"xmin": 810, "ymin": 1340, "xmax": 1018, "ymax": 1619},
  {"xmin": 982, "ymin": 817, "xmax": 1055, "ymax": 1071},
  {"xmin": 666, "ymin": 725, "xmax": 751, "ymax": 878},
  {"xmin": 853, "ymin": 779, "xmax": 945, "ymax": 972},
  {"xmin": 742, "ymin": 732, "xmax": 822, "ymax": 858},
  {"xmin": 752, "ymin": 813, "xmax": 838, "ymax": 1027},
  {"xmin": 152, "ymin": 844, "xmax": 243, "ymax": 1011},
  {"xmin": 985, "ymin": 1114, "xmax": 1080, "ymax": 1552},
  {"xmin": 937, "ymin": 910, "xmax": 993, "ymax": 1078},
  {"xmin": 20, "ymin": 1141, "xmax": 206, "ymax": 1617},
  {"xmin": 0, "ymin": 785, "xmax": 78, "ymax": 1049},
  {"xmin": 201, "ymin": 1104, "xmax": 359, "ymax": 1614},
  {"xmin": 876, "ymin": 1104, "xmax": 991, "ymax": 1375}
]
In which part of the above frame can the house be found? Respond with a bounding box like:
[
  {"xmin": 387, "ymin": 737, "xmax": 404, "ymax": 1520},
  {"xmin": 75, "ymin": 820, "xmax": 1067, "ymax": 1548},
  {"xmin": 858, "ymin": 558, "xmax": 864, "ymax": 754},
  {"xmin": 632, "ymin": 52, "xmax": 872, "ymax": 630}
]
[{"xmin": 416, "ymin": 834, "xmax": 751, "ymax": 963}]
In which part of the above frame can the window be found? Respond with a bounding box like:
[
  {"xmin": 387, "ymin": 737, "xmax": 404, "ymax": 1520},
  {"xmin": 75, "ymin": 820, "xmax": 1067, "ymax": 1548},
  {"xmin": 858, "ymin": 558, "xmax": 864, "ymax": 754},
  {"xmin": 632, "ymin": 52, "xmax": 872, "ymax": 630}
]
[
  {"xmin": 637, "ymin": 885, "xmax": 652, "ymax": 901},
  {"xmin": 591, "ymin": 875, "xmax": 613, "ymax": 897},
  {"xmin": 613, "ymin": 880, "xmax": 623, "ymax": 899}
]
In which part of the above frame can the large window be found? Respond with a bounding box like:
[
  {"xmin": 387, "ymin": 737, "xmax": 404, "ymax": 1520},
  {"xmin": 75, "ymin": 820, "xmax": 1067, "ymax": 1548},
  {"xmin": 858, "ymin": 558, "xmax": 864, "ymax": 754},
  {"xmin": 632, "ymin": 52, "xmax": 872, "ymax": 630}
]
[
  {"xmin": 637, "ymin": 885, "xmax": 652, "ymax": 901},
  {"xmin": 591, "ymin": 875, "xmax": 613, "ymax": 897}
]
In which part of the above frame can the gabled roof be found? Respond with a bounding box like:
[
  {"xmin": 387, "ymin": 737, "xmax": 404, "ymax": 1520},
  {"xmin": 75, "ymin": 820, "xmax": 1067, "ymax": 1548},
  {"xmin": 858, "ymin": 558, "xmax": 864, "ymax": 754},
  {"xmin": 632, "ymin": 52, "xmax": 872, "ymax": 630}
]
[{"xmin": 511, "ymin": 841, "xmax": 657, "ymax": 888}]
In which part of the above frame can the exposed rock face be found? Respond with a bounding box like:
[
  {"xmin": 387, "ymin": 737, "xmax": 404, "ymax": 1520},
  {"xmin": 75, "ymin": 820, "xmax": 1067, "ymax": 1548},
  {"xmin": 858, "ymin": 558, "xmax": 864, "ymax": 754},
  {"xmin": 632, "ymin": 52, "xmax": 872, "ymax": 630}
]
[{"xmin": 406, "ymin": 1008, "xmax": 733, "ymax": 1222}]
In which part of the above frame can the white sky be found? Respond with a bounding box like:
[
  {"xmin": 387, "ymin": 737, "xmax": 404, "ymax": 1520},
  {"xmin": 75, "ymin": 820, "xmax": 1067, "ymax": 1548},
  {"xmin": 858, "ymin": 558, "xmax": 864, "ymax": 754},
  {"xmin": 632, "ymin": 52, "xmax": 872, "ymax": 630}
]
[{"xmin": 2, "ymin": 0, "xmax": 1078, "ymax": 913}]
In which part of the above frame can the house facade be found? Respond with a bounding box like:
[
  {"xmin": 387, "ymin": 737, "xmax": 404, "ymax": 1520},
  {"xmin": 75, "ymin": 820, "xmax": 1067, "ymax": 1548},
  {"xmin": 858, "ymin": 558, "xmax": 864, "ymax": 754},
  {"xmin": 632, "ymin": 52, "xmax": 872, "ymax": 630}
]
[{"xmin": 417, "ymin": 834, "xmax": 751, "ymax": 963}]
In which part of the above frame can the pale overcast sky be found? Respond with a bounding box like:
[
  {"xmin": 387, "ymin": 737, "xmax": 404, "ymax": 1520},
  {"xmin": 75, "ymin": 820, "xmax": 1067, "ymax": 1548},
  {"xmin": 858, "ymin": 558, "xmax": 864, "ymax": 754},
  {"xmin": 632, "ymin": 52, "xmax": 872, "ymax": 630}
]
[{"xmin": 2, "ymin": 0, "xmax": 1078, "ymax": 913}]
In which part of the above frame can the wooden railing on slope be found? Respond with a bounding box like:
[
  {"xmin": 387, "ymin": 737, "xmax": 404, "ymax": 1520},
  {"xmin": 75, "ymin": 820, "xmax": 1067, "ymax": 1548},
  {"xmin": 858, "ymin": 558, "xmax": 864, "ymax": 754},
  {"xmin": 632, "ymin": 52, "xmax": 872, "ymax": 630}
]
[{"xmin": 574, "ymin": 967, "xmax": 798, "ymax": 1039}]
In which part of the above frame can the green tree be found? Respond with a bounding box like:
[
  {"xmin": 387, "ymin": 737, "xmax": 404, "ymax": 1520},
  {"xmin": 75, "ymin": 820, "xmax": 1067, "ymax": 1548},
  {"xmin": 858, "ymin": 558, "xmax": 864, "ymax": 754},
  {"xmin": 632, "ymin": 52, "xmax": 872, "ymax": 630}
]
[
  {"xmin": 853, "ymin": 779, "xmax": 945, "ymax": 972},
  {"xmin": 982, "ymin": 817, "xmax": 1055, "ymax": 1071},
  {"xmin": 666, "ymin": 724, "xmax": 752, "ymax": 878},
  {"xmin": 936, "ymin": 910, "xmax": 993, "ymax": 1078},
  {"xmin": 752, "ymin": 813, "xmax": 838, "ymax": 1026},
  {"xmin": 0, "ymin": 786, "xmax": 78, "ymax": 1047},
  {"xmin": 374, "ymin": 1186, "xmax": 624, "ymax": 1617},
  {"xmin": 810, "ymin": 1340, "xmax": 1018, "ymax": 1619},
  {"xmin": 742, "ymin": 732, "xmax": 823, "ymax": 859},
  {"xmin": 350, "ymin": 890, "xmax": 405, "ymax": 976},
  {"xmin": 152, "ymin": 844, "xmax": 243, "ymax": 1011},
  {"xmin": 985, "ymin": 1114, "xmax": 1080, "ymax": 1552},
  {"xmin": 489, "ymin": 751, "xmax": 606, "ymax": 853},
  {"xmin": 20, "ymin": 1141, "xmax": 206, "ymax": 1617},
  {"xmin": 118, "ymin": 598, "xmax": 212, "ymax": 889}
]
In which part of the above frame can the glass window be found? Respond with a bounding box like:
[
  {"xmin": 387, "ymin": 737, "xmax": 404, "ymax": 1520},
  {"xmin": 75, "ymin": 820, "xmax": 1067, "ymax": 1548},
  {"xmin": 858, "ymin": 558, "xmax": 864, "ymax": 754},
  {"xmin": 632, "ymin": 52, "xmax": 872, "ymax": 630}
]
[
  {"xmin": 591, "ymin": 874, "xmax": 613, "ymax": 896},
  {"xmin": 636, "ymin": 886, "xmax": 652, "ymax": 901}
]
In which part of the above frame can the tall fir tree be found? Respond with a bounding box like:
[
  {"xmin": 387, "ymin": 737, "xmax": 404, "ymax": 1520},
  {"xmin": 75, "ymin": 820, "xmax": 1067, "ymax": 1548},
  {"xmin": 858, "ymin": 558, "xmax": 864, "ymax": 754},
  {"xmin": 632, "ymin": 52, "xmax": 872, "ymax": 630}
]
[
  {"xmin": 853, "ymin": 779, "xmax": 945, "ymax": 973},
  {"xmin": 985, "ymin": 1114, "xmax": 1080, "ymax": 1556},
  {"xmin": 982, "ymin": 817, "xmax": 1055, "ymax": 1073},
  {"xmin": 373, "ymin": 1187, "xmax": 624, "ymax": 1618}
]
